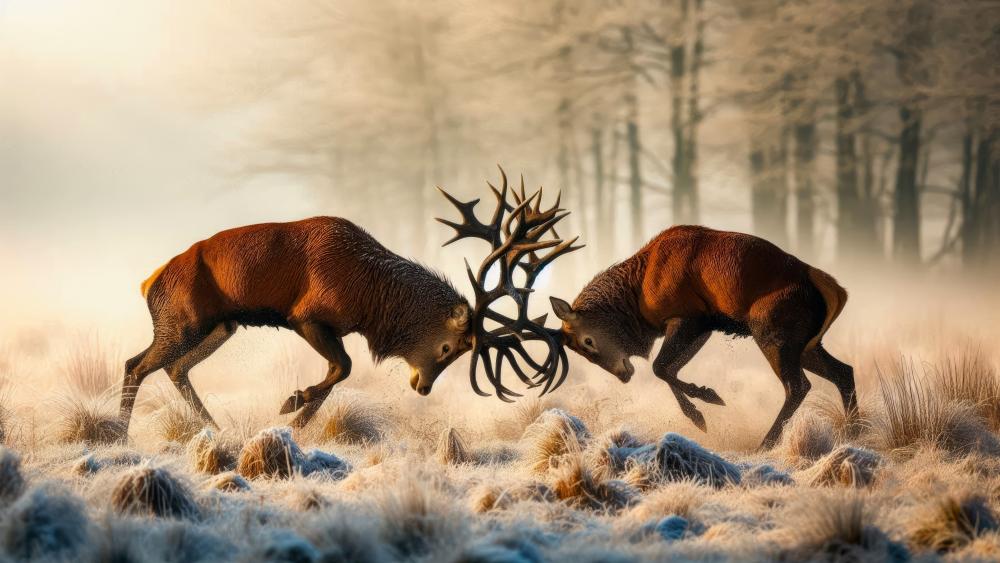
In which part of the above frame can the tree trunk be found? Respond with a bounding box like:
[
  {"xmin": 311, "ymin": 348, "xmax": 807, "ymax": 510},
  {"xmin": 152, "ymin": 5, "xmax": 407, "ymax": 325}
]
[
  {"xmin": 893, "ymin": 105, "xmax": 922, "ymax": 265},
  {"xmin": 960, "ymin": 129, "xmax": 976, "ymax": 266},
  {"xmin": 834, "ymin": 76, "xmax": 860, "ymax": 263},
  {"xmin": 794, "ymin": 121, "xmax": 816, "ymax": 256},
  {"xmin": 591, "ymin": 124, "xmax": 608, "ymax": 260},
  {"xmin": 626, "ymin": 97, "xmax": 643, "ymax": 246},
  {"xmin": 669, "ymin": 0, "xmax": 690, "ymax": 224},
  {"xmin": 749, "ymin": 131, "xmax": 788, "ymax": 247},
  {"xmin": 685, "ymin": 0, "xmax": 704, "ymax": 225}
]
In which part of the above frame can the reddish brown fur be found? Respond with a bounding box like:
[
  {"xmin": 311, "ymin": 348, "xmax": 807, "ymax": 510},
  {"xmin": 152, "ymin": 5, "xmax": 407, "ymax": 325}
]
[
  {"xmin": 121, "ymin": 217, "xmax": 472, "ymax": 435},
  {"xmin": 552, "ymin": 225, "xmax": 855, "ymax": 449}
]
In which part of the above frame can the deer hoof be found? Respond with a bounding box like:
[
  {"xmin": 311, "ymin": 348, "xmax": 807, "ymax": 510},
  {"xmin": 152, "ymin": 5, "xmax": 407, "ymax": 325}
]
[
  {"xmin": 682, "ymin": 405, "xmax": 708, "ymax": 433},
  {"xmin": 695, "ymin": 386, "xmax": 726, "ymax": 406},
  {"xmin": 279, "ymin": 391, "xmax": 306, "ymax": 415}
]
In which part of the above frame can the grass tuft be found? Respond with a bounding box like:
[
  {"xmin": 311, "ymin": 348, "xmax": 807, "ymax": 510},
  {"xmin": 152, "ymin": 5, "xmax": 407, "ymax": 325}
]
[
  {"xmin": 236, "ymin": 427, "xmax": 304, "ymax": 480},
  {"xmin": 56, "ymin": 396, "xmax": 126, "ymax": 445},
  {"xmin": 872, "ymin": 360, "xmax": 1000, "ymax": 457},
  {"xmin": 550, "ymin": 454, "xmax": 637, "ymax": 512},
  {"xmin": 186, "ymin": 428, "xmax": 236, "ymax": 475},
  {"xmin": 521, "ymin": 408, "xmax": 590, "ymax": 473},
  {"xmin": 910, "ymin": 494, "xmax": 998, "ymax": 553},
  {"xmin": 319, "ymin": 396, "xmax": 386, "ymax": 445},
  {"xmin": 435, "ymin": 426, "xmax": 470, "ymax": 465},
  {"xmin": 111, "ymin": 465, "xmax": 201, "ymax": 519},
  {"xmin": 803, "ymin": 445, "xmax": 881, "ymax": 488}
]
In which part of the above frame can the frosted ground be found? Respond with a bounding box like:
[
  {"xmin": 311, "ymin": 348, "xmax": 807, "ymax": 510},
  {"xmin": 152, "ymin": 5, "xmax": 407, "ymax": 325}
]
[{"xmin": 1, "ymin": 280, "xmax": 999, "ymax": 562}]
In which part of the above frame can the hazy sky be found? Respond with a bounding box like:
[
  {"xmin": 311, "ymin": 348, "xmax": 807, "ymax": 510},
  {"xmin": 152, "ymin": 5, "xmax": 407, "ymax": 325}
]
[{"xmin": 0, "ymin": 0, "xmax": 321, "ymax": 332}]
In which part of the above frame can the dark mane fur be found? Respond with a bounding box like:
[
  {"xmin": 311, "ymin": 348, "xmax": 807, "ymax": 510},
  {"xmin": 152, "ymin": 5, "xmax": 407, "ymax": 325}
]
[
  {"xmin": 573, "ymin": 253, "xmax": 660, "ymax": 357},
  {"xmin": 317, "ymin": 221, "xmax": 468, "ymax": 362}
]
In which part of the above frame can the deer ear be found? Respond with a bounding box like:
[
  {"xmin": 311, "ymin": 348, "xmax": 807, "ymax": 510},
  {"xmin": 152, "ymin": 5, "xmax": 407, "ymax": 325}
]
[
  {"xmin": 448, "ymin": 303, "xmax": 470, "ymax": 332},
  {"xmin": 549, "ymin": 297, "xmax": 577, "ymax": 322}
]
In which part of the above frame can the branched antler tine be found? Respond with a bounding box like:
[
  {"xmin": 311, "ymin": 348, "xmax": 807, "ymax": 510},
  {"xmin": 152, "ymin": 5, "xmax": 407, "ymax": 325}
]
[
  {"xmin": 544, "ymin": 347, "xmax": 571, "ymax": 394},
  {"xmin": 467, "ymin": 349, "xmax": 491, "ymax": 397},
  {"xmin": 499, "ymin": 348, "xmax": 536, "ymax": 386},
  {"xmin": 494, "ymin": 349, "xmax": 523, "ymax": 399},
  {"xmin": 508, "ymin": 339, "xmax": 545, "ymax": 372},
  {"xmin": 525, "ymin": 211, "xmax": 569, "ymax": 242},
  {"xmin": 482, "ymin": 348, "xmax": 516, "ymax": 403}
]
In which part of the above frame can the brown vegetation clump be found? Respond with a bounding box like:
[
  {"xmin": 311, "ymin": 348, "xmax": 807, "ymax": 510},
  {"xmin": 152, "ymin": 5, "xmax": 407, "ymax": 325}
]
[
  {"xmin": 910, "ymin": 494, "xmax": 998, "ymax": 553},
  {"xmin": 435, "ymin": 426, "xmax": 471, "ymax": 465},
  {"xmin": 872, "ymin": 361, "xmax": 1000, "ymax": 457},
  {"xmin": 0, "ymin": 447, "xmax": 25, "ymax": 505},
  {"xmin": 319, "ymin": 397, "xmax": 386, "ymax": 445},
  {"xmin": 470, "ymin": 482, "xmax": 556, "ymax": 513},
  {"xmin": 186, "ymin": 428, "xmax": 236, "ymax": 475},
  {"xmin": 236, "ymin": 427, "xmax": 305, "ymax": 479},
  {"xmin": 521, "ymin": 408, "xmax": 590, "ymax": 473},
  {"xmin": 550, "ymin": 455, "xmax": 637, "ymax": 512},
  {"xmin": 803, "ymin": 445, "xmax": 881, "ymax": 488},
  {"xmin": 209, "ymin": 472, "xmax": 251, "ymax": 493},
  {"xmin": 57, "ymin": 397, "xmax": 126, "ymax": 445},
  {"xmin": 111, "ymin": 465, "xmax": 201, "ymax": 519}
]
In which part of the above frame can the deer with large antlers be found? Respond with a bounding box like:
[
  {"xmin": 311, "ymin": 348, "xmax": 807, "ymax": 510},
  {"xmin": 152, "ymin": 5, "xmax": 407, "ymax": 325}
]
[
  {"xmin": 121, "ymin": 168, "xmax": 578, "ymax": 435},
  {"xmin": 549, "ymin": 226, "xmax": 854, "ymax": 449}
]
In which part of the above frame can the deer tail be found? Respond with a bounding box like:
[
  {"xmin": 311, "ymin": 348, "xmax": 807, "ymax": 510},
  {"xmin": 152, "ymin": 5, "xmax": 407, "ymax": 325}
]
[
  {"xmin": 140, "ymin": 262, "xmax": 169, "ymax": 299},
  {"xmin": 806, "ymin": 267, "xmax": 847, "ymax": 351}
]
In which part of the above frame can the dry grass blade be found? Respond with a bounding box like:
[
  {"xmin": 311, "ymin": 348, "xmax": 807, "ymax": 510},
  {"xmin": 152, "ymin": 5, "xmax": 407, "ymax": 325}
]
[
  {"xmin": 376, "ymin": 478, "xmax": 462, "ymax": 557},
  {"xmin": 935, "ymin": 350, "xmax": 1000, "ymax": 433},
  {"xmin": 802, "ymin": 445, "xmax": 881, "ymax": 488},
  {"xmin": 872, "ymin": 360, "xmax": 1000, "ymax": 457},
  {"xmin": 62, "ymin": 334, "xmax": 119, "ymax": 398}
]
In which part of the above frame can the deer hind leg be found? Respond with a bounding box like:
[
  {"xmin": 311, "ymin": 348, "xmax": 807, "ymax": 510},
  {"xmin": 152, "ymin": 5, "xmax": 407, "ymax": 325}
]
[
  {"xmin": 120, "ymin": 327, "xmax": 200, "ymax": 437},
  {"xmin": 802, "ymin": 345, "xmax": 857, "ymax": 417},
  {"xmin": 652, "ymin": 318, "xmax": 719, "ymax": 432},
  {"xmin": 282, "ymin": 322, "xmax": 352, "ymax": 428},
  {"xmin": 754, "ymin": 329, "xmax": 811, "ymax": 451},
  {"xmin": 164, "ymin": 322, "xmax": 235, "ymax": 429}
]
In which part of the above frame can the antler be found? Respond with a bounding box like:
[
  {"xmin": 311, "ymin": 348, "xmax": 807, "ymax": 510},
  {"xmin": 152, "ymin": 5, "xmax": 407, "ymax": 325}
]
[{"xmin": 437, "ymin": 166, "xmax": 583, "ymax": 402}]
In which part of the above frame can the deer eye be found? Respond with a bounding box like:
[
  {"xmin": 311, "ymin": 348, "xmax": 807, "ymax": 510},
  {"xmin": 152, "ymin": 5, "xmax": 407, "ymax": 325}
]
[
  {"xmin": 442, "ymin": 344, "xmax": 451, "ymax": 355},
  {"xmin": 584, "ymin": 337, "xmax": 594, "ymax": 347}
]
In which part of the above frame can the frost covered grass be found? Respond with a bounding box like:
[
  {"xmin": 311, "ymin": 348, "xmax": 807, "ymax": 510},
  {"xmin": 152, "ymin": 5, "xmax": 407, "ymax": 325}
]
[{"xmin": 1, "ymin": 320, "xmax": 999, "ymax": 561}]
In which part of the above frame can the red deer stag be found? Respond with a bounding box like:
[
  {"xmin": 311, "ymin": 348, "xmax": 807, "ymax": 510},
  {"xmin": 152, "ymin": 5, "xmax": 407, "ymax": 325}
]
[
  {"xmin": 121, "ymin": 169, "xmax": 577, "ymax": 435},
  {"xmin": 548, "ymin": 226, "xmax": 854, "ymax": 449}
]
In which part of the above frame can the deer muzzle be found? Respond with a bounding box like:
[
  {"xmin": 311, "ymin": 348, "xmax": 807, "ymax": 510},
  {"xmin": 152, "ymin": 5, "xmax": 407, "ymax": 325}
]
[{"xmin": 410, "ymin": 369, "xmax": 432, "ymax": 396}]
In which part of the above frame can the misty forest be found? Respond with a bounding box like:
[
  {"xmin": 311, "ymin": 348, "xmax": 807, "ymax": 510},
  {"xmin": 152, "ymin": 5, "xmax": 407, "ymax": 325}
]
[{"xmin": 2, "ymin": 1, "xmax": 1000, "ymax": 562}]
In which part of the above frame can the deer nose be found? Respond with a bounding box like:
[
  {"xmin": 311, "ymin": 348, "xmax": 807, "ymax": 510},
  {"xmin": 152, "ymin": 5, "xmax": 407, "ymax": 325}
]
[{"xmin": 417, "ymin": 385, "xmax": 432, "ymax": 396}]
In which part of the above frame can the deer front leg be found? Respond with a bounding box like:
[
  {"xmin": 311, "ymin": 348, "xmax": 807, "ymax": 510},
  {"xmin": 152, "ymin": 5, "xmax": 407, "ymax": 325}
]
[
  {"xmin": 281, "ymin": 322, "xmax": 352, "ymax": 428},
  {"xmin": 652, "ymin": 318, "xmax": 718, "ymax": 432}
]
